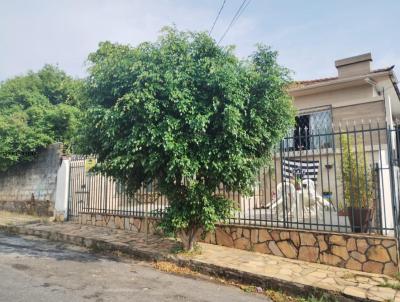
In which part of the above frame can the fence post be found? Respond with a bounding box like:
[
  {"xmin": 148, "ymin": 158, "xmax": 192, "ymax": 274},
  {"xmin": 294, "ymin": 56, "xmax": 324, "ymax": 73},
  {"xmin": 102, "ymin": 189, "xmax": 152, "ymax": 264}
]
[
  {"xmin": 145, "ymin": 198, "xmax": 149, "ymax": 244},
  {"xmin": 388, "ymin": 125, "xmax": 399, "ymax": 239},
  {"xmin": 104, "ymin": 176, "xmax": 108, "ymax": 214},
  {"xmin": 279, "ymin": 140, "xmax": 287, "ymax": 228},
  {"xmin": 54, "ymin": 157, "xmax": 70, "ymax": 221}
]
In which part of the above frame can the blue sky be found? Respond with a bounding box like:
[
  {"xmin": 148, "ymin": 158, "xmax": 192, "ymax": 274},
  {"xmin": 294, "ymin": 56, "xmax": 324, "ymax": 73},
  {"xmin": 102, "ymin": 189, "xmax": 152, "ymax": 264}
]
[{"xmin": 1, "ymin": 0, "xmax": 399, "ymax": 81}]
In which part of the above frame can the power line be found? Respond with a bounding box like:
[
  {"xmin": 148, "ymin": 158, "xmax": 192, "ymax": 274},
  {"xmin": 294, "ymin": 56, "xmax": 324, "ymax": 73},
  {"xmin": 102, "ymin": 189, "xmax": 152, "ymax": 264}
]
[
  {"xmin": 218, "ymin": 0, "xmax": 251, "ymax": 45},
  {"xmin": 233, "ymin": 0, "xmax": 251, "ymax": 27},
  {"xmin": 218, "ymin": 0, "xmax": 247, "ymax": 44},
  {"xmin": 209, "ymin": 0, "xmax": 227, "ymax": 36}
]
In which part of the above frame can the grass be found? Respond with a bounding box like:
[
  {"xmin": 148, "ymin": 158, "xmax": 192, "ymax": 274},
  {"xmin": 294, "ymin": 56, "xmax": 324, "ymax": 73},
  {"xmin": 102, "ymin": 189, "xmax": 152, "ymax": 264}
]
[
  {"xmin": 378, "ymin": 272, "xmax": 400, "ymax": 290},
  {"xmin": 379, "ymin": 277, "xmax": 400, "ymax": 291},
  {"xmin": 298, "ymin": 294, "xmax": 337, "ymax": 302},
  {"xmin": 341, "ymin": 272, "xmax": 356, "ymax": 279},
  {"xmin": 154, "ymin": 261, "xmax": 338, "ymax": 302},
  {"xmin": 379, "ymin": 281, "xmax": 400, "ymax": 290},
  {"xmin": 170, "ymin": 242, "xmax": 203, "ymax": 256}
]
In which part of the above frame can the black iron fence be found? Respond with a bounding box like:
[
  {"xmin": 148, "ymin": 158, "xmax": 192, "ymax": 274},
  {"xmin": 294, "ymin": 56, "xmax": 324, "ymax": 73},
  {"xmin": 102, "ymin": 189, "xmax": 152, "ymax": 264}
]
[{"xmin": 68, "ymin": 122, "xmax": 400, "ymax": 237}]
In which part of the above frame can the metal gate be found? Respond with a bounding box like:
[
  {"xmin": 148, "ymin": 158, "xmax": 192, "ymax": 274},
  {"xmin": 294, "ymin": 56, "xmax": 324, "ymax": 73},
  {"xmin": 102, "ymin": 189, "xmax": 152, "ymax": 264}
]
[
  {"xmin": 67, "ymin": 156, "xmax": 89, "ymax": 220},
  {"xmin": 67, "ymin": 156, "xmax": 167, "ymax": 221}
]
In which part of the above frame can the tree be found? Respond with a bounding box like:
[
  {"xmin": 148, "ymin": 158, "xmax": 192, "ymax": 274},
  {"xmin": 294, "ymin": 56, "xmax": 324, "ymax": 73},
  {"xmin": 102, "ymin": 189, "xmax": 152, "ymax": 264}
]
[
  {"xmin": 0, "ymin": 65, "xmax": 82, "ymax": 171},
  {"xmin": 82, "ymin": 27, "xmax": 295, "ymax": 250}
]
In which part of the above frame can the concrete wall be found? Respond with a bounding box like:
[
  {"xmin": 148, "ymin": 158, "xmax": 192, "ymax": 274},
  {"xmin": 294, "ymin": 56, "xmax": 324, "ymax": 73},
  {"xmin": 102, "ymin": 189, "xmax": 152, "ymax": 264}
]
[
  {"xmin": 293, "ymin": 84, "xmax": 378, "ymax": 112},
  {"xmin": 0, "ymin": 143, "xmax": 63, "ymax": 216},
  {"xmin": 332, "ymin": 100, "xmax": 386, "ymax": 126}
]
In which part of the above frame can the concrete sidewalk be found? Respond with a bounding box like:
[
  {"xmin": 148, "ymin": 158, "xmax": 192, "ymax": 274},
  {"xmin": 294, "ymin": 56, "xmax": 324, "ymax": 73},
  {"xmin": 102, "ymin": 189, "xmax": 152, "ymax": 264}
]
[{"xmin": 0, "ymin": 214, "xmax": 399, "ymax": 301}]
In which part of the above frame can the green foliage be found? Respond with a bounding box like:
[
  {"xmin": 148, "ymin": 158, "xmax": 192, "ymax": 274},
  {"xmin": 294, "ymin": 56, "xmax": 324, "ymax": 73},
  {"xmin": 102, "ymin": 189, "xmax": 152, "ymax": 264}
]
[
  {"xmin": 0, "ymin": 65, "xmax": 82, "ymax": 171},
  {"xmin": 379, "ymin": 280, "xmax": 400, "ymax": 290},
  {"xmin": 341, "ymin": 136, "xmax": 374, "ymax": 208},
  {"xmin": 159, "ymin": 182, "xmax": 237, "ymax": 235},
  {"xmin": 300, "ymin": 294, "xmax": 337, "ymax": 302},
  {"xmin": 82, "ymin": 27, "xmax": 295, "ymax": 249}
]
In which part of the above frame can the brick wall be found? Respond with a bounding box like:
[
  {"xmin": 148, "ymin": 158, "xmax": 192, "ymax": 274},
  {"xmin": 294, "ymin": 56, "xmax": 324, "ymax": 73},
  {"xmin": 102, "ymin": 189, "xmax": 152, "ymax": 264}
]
[{"xmin": 0, "ymin": 143, "xmax": 63, "ymax": 216}]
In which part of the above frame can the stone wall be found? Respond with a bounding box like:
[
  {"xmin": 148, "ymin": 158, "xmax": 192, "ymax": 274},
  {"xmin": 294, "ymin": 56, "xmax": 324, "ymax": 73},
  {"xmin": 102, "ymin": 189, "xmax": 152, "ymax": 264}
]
[
  {"xmin": 0, "ymin": 144, "xmax": 63, "ymax": 216},
  {"xmin": 77, "ymin": 212, "xmax": 399, "ymax": 276},
  {"xmin": 204, "ymin": 224, "xmax": 399, "ymax": 276},
  {"xmin": 78, "ymin": 212, "xmax": 160, "ymax": 234}
]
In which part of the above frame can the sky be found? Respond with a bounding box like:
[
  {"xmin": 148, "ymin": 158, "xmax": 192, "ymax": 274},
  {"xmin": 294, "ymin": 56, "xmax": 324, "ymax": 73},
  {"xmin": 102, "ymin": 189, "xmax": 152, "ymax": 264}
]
[{"xmin": 1, "ymin": 0, "xmax": 399, "ymax": 82}]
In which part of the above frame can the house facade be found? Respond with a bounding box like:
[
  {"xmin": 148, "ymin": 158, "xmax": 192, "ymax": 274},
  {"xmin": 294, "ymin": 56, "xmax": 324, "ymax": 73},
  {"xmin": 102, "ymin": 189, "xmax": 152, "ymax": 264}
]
[
  {"xmin": 288, "ymin": 53, "xmax": 400, "ymax": 141},
  {"xmin": 258, "ymin": 53, "xmax": 400, "ymax": 234},
  {"xmin": 234, "ymin": 54, "xmax": 400, "ymax": 235}
]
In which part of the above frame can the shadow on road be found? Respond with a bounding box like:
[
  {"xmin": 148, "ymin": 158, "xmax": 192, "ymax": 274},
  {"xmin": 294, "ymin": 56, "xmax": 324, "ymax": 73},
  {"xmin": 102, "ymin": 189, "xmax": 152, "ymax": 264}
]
[{"xmin": 0, "ymin": 232, "xmax": 112, "ymax": 263}]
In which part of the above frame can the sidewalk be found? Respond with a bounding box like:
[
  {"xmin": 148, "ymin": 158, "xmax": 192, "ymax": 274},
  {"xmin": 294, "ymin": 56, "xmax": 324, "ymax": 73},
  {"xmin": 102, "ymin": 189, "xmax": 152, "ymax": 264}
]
[
  {"xmin": 0, "ymin": 211, "xmax": 48, "ymax": 225},
  {"xmin": 0, "ymin": 213, "xmax": 399, "ymax": 302}
]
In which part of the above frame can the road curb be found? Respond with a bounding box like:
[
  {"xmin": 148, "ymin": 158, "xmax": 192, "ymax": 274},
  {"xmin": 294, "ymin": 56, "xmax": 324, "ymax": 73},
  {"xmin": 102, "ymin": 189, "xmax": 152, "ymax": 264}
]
[{"xmin": 0, "ymin": 224, "xmax": 363, "ymax": 301}]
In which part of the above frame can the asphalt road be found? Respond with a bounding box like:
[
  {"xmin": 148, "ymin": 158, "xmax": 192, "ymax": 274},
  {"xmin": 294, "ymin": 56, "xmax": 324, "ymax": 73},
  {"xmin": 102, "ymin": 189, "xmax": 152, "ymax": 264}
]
[{"xmin": 0, "ymin": 232, "xmax": 270, "ymax": 302}]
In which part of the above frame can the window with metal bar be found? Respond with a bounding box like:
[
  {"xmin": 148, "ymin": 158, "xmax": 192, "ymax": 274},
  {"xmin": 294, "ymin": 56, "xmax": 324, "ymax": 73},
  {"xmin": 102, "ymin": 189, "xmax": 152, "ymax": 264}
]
[{"xmin": 285, "ymin": 106, "xmax": 333, "ymax": 150}]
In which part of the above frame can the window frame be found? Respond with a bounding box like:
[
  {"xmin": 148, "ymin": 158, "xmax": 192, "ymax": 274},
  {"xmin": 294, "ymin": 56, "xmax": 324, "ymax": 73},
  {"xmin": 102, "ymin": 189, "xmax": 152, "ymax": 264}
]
[{"xmin": 287, "ymin": 105, "xmax": 333, "ymax": 151}]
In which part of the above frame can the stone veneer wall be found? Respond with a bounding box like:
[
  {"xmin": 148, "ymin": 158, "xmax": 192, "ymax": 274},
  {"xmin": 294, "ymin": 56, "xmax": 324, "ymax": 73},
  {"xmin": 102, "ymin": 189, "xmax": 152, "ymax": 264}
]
[
  {"xmin": 204, "ymin": 225, "xmax": 399, "ymax": 276},
  {"xmin": 78, "ymin": 212, "xmax": 160, "ymax": 234},
  {"xmin": 77, "ymin": 212, "xmax": 399, "ymax": 276}
]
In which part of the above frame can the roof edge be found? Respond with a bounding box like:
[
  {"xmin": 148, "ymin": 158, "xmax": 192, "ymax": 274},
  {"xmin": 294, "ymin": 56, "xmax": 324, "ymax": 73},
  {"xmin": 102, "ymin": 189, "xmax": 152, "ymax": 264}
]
[{"xmin": 294, "ymin": 66, "xmax": 395, "ymax": 87}]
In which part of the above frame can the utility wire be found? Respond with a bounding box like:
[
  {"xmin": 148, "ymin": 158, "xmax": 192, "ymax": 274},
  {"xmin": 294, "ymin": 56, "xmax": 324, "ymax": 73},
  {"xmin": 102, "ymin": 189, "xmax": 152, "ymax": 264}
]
[
  {"xmin": 209, "ymin": 0, "xmax": 227, "ymax": 36},
  {"xmin": 233, "ymin": 0, "xmax": 251, "ymax": 28},
  {"xmin": 218, "ymin": 0, "xmax": 251, "ymax": 44}
]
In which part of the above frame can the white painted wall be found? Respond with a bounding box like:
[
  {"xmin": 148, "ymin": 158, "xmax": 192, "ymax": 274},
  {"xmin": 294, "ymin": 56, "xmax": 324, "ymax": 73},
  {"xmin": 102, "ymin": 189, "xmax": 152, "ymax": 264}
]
[
  {"xmin": 378, "ymin": 150, "xmax": 395, "ymax": 236},
  {"xmin": 54, "ymin": 158, "xmax": 70, "ymax": 221}
]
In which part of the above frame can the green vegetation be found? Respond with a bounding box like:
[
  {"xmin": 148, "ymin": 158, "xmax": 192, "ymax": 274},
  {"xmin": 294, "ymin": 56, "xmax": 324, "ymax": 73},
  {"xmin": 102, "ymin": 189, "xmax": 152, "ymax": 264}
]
[
  {"xmin": 379, "ymin": 273, "xmax": 400, "ymax": 290},
  {"xmin": 1, "ymin": 27, "xmax": 294, "ymax": 251},
  {"xmin": 81, "ymin": 27, "xmax": 295, "ymax": 250},
  {"xmin": 0, "ymin": 65, "xmax": 83, "ymax": 171},
  {"xmin": 341, "ymin": 135, "xmax": 374, "ymax": 208}
]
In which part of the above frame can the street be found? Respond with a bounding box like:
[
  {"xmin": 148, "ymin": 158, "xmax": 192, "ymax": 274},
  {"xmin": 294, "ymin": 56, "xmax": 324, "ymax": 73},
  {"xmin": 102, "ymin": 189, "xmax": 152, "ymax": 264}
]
[{"xmin": 0, "ymin": 232, "xmax": 269, "ymax": 302}]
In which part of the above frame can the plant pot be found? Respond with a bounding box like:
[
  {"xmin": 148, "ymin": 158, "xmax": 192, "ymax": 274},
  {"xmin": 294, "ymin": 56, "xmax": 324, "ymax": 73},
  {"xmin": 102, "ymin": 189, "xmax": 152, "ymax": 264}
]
[{"xmin": 347, "ymin": 207, "xmax": 372, "ymax": 233}]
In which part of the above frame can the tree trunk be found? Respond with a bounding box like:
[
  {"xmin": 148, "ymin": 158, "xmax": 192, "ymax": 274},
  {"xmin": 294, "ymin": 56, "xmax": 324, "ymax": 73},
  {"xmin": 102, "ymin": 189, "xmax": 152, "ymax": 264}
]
[{"xmin": 179, "ymin": 227, "xmax": 201, "ymax": 251}]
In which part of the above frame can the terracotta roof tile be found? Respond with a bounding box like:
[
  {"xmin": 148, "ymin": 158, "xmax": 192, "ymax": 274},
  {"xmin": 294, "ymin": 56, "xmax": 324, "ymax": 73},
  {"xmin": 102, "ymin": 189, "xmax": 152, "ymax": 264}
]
[
  {"xmin": 293, "ymin": 66, "xmax": 395, "ymax": 88},
  {"xmin": 295, "ymin": 76, "xmax": 338, "ymax": 86}
]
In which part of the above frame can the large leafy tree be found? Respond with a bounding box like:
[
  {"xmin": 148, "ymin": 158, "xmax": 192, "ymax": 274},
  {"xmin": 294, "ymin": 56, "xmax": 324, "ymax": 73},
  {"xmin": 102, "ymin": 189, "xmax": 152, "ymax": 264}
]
[
  {"xmin": 82, "ymin": 27, "xmax": 295, "ymax": 250},
  {"xmin": 0, "ymin": 65, "xmax": 82, "ymax": 171}
]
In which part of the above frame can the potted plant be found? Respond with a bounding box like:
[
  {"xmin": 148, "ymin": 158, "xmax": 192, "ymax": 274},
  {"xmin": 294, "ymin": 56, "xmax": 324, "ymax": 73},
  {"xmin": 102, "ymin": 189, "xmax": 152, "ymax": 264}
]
[
  {"xmin": 341, "ymin": 136, "xmax": 375, "ymax": 233},
  {"xmin": 294, "ymin": 175, "xmax": 302, "ymax": 190}
]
